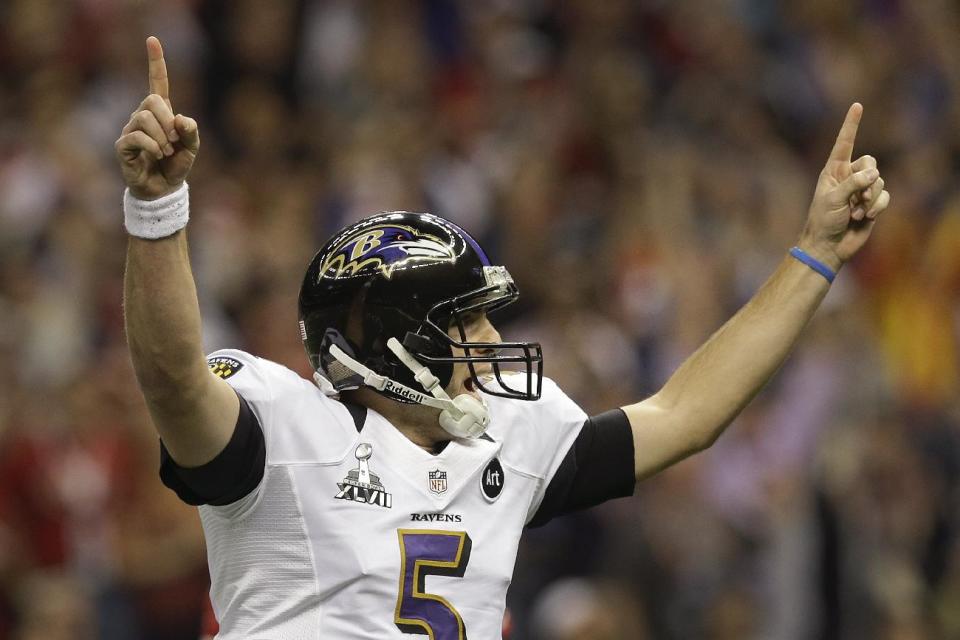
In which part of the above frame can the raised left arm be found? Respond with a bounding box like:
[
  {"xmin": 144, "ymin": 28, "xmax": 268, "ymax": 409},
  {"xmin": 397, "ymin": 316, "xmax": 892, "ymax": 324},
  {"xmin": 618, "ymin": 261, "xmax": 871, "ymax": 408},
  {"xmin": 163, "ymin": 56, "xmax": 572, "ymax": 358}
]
[{"xmin": 625, "ymin": 103, "xmax": 891, "ymax": 481}]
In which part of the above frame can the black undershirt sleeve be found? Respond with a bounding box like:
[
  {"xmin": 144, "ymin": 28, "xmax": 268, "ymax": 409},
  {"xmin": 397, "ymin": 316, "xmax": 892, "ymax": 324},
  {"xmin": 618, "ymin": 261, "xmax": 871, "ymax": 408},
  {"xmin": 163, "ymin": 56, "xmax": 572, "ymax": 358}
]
[
  {"xmin": 527, "ymin": 408, "xmax": 635, "ymax": 528},
  {"xmin": 159, "ymin": 392, "xmax": 266, "ymax": 506}
]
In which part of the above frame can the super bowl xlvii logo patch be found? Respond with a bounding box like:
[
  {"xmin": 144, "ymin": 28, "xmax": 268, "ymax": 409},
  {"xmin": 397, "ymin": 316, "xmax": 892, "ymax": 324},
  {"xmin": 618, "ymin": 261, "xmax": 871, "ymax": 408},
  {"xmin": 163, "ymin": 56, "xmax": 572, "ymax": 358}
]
[
  {"xmin": 335, "ymin": 444, "xmax": 393, "ymax": 508},
  {"xmin": 428, "ymin": 469, "xmax": 448, "ymax": 495},
  {"xmin": 208, "ymin": 356, "xmax": 243, "ymax": 380}
]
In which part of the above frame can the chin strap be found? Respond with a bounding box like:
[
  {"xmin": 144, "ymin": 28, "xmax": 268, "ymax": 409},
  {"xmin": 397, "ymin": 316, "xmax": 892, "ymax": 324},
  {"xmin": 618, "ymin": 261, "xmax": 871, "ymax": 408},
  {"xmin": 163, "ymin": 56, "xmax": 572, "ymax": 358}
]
[{"xmin": 327, "ymin": 340, "xmax": 490, "ymax": 439}]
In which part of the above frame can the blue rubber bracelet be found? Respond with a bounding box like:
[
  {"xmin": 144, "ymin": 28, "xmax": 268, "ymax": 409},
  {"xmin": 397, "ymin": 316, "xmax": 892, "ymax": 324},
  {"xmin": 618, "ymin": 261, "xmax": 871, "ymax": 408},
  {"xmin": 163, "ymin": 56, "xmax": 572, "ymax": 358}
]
[{"xmin": 789, "ymin": 246, "xmax": 836, "ymax": 283}]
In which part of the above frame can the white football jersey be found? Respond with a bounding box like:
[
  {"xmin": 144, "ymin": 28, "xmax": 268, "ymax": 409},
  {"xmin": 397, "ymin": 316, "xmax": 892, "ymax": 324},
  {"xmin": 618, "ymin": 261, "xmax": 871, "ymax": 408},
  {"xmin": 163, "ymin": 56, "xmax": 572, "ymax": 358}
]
[{"xmin": 199, "ymin": 349, "xmax": 586, "ymax": 639}]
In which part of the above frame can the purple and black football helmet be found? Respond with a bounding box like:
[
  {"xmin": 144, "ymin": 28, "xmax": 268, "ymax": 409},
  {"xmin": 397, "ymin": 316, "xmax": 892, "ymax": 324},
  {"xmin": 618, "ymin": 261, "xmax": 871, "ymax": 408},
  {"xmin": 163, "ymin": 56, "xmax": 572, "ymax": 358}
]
[{"xmin": 298, "ymin": 212, "xmax": 543, "ymax": 403}]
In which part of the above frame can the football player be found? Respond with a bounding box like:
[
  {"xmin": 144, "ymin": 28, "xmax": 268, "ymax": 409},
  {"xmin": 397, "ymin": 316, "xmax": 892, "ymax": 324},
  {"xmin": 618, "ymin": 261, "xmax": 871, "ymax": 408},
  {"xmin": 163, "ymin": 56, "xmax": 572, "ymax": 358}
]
[{"xmin": 116, "ymin": 37, "xmax": 890, "ymax": 639}]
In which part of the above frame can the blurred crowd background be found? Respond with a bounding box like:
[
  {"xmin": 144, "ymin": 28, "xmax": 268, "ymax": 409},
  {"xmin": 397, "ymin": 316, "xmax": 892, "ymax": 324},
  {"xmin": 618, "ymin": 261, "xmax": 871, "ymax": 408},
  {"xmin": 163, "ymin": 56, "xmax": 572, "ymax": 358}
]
[{"xmin": 1, "ymin": 0, "xmax": 960, "ymax": 638}]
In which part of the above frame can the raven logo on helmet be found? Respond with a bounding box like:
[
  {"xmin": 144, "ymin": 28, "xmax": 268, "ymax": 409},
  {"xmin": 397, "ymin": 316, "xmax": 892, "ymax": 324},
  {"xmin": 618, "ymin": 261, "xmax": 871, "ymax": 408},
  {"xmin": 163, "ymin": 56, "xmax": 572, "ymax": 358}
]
[{"xmin": 319, "ymin": 224, "xmax": 458, "ymax": 281}]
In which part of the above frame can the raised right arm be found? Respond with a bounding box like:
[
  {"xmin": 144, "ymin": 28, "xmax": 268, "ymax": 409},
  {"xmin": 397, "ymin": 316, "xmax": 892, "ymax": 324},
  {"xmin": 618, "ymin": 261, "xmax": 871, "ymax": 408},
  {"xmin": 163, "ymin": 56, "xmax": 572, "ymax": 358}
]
[{"xmin": 118, "ymin": 37, "xmax": 237, "ymax": 467}]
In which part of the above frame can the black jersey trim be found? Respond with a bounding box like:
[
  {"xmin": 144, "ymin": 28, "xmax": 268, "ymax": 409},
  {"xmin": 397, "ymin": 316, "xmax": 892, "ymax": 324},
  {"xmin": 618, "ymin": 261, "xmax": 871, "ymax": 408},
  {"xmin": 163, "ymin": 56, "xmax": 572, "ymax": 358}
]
[
  {"xmin": 343, "ymin": 401, "xmax": 367, "ymax": 433},
  {"xmin": 527, "ymin": 408, "xmax": 635, "ymax": 528},
  {"xmin": 159, "ymin": 392, "xmax": 266, "ymax": 507}
]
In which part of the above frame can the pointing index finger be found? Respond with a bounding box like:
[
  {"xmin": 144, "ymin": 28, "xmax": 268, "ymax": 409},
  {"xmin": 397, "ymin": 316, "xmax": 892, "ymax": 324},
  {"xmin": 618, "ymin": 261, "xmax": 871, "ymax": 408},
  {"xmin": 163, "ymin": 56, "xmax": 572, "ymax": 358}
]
[
  {"xmin": 146, "ymin": 36, "xmax": 170, "ymax": 106},
  {"xmin": 827, "ymin": 102, "xmax": 863, "ymax": 165}
]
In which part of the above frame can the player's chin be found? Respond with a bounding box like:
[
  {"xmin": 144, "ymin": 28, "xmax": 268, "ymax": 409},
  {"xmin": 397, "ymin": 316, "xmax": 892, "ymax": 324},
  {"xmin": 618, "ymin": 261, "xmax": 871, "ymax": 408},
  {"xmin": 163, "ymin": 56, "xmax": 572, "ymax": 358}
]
[
  {"xmin": 457, "ymin": 377, "xmax": 482, "ymax": 400},
  {"xmin": 463, "ymin": 371, "xmax": 498, "ymax": 399}
]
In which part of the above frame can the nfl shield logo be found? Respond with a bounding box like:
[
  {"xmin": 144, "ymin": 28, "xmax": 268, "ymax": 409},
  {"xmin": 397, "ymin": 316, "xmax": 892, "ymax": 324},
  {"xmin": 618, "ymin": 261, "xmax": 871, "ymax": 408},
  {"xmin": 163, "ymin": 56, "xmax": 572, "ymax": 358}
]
[{"xmin": 428, "ymin": 469, "xmax": 448, "ymax": 495}]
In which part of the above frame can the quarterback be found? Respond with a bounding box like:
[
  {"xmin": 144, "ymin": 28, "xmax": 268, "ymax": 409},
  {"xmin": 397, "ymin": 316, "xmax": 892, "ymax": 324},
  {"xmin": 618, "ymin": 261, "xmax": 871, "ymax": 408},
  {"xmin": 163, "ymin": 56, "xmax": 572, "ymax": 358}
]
[{"xmin": 117, "ymin": 38, "xmax": 890, "ymax": 638}]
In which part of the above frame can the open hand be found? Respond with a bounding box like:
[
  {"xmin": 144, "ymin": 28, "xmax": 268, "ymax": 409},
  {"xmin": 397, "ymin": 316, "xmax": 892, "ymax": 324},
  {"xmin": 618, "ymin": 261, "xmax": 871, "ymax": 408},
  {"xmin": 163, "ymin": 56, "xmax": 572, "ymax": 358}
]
[
  {"xmin": 799, "ymin": 103, "xmax": 891, "ymax": 270},
  {"xmin": 115, "ymin": 36, "xmax": 199, "ymax": 200}
]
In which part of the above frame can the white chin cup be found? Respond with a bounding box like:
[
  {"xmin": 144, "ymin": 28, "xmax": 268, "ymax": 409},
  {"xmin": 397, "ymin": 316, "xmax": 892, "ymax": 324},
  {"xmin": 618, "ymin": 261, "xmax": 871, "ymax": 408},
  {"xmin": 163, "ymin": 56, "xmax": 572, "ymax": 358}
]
[{"xmin": 439, "ymin": 394, "xmax": 490, "ymax": 439}]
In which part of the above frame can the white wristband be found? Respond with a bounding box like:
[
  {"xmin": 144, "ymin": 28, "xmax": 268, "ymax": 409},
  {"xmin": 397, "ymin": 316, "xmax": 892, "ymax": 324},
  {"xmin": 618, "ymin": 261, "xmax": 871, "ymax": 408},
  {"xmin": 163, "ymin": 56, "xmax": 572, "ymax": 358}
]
[{"xmin": 123, "ymin": 182, "xmax": 189, "ymax": 239}]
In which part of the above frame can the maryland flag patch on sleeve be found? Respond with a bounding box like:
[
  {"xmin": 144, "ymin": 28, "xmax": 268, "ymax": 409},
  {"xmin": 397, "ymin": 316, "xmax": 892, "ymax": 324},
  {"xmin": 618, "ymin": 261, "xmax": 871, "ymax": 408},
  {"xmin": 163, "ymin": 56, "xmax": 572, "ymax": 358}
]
[{"xmin": 208, "ymin": 356, "xmax": 244, "ymax": 380}]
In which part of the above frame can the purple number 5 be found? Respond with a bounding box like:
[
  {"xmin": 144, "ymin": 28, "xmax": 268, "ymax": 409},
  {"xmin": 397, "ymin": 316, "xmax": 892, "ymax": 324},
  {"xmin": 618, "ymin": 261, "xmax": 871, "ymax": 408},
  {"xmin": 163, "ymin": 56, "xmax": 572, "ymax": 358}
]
[{"xmin": 395, "ymin": 529, "xmax": 473, "ymax": 640}]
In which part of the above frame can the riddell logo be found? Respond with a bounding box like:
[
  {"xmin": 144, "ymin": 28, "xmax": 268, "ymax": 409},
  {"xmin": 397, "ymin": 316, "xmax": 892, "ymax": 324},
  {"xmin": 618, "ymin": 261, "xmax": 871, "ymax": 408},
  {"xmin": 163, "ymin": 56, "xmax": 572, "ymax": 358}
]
[{"xmin": 384, "ymin": 381, "xmax": 426, "ymax": 403}]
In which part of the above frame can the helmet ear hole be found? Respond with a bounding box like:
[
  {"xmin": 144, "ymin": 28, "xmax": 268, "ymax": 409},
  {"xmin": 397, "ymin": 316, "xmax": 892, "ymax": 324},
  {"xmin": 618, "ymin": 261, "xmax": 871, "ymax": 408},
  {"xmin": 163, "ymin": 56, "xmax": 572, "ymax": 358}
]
[{"xmin": 318, "ymin": 329, "xmax": 364, "ymax": 390}]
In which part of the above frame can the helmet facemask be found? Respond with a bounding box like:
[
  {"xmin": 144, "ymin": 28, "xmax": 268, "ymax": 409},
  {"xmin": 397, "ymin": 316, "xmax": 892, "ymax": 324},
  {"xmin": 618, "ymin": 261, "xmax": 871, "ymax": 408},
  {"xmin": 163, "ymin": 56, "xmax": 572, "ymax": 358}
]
[{"xmin": 403, "ymin": 266, "xmax": 543, "ymax": 401}]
